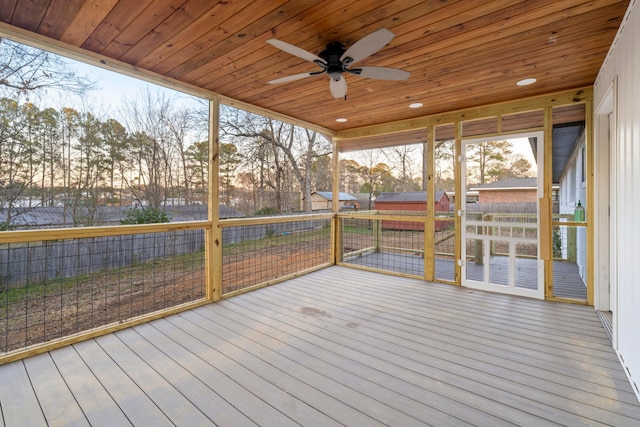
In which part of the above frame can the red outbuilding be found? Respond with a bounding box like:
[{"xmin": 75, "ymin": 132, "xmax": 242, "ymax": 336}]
[{"xmin": 374, "ymin": 191, "xmax": 451, "ymax": 231}]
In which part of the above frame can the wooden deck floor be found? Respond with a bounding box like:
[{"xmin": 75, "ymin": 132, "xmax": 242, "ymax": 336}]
[{"xmin": 1, "ymin": 266, "xmax": 639, "ymax": 426}]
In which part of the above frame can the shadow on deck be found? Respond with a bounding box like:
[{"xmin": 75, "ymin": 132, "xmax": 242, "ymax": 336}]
[{"xmin": 345, "ymin": 251, "xmax": 587, "ymax": 300}]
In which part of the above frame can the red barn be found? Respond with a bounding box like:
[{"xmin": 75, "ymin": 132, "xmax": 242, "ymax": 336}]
[{"xmin": 374, "ymin": 191, "xmax": 451, "ymax": 231}]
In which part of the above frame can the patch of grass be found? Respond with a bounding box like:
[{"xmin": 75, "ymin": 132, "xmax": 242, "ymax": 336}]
[
  {"xmin": 223, "ymin": 226, "xmax": 331, "ymax": 253},
  {"xmin": 342, "ymin": 225, "xmax": 375, "ymax": 235},
  {"xmin": 0, "ymin": 250, "xmax": 205, "ymax": 305}
]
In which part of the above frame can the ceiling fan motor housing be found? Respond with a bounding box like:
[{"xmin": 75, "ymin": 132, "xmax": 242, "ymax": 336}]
[{"xmin": 319, "ymin": 42, "xmax": 349, "ymax": 81}]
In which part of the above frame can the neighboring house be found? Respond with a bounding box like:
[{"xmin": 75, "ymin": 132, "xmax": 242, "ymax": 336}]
[
  {"xmin": 470, "ymin": 178, "xmax": 538, "ymax": 203},
  {"xmin": 374, "ymin": 191, "xmax": 450, "ymax": 231},
  {"xmin": 310, "ymin": 191, "xmax": 359, "ymax": 211}
]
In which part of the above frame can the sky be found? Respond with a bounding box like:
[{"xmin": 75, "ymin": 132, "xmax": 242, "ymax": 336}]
[{"xmin": 29, "ymin": 54, "xmax": 206, "ymax": 124}]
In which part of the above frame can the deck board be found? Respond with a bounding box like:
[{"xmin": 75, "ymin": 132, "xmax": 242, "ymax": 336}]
[
  {"xmin": 22, "ymin": 353, "xmax": 89, "ymax": 426},
  {"xmin": 189, "ymin": 306, "xmax": 450, "ymax": 426},
  {"xmin": 256, "ymin": 274, "xmax": 640, "ymax": 418},
  {"xmin": 49, "ymin": 345, "xmax": 132, "ymax": 427},
  {"xmin": 115, "ymin": 326, "xmax": 257, "ymax": 426},
  {"xmin": 73, "ymin": 339, "xmax": 174, "ymax": 426},
  {"xmin": 0, "ymin": 360, "xmax": 46, "ymax": 426},
  {"xmin": 233, "ymin": 279, "xmax": 638, "ymax": 425},
  {"xmin": 94, "ymin": 333, "xmax": 214, "ymax": 426},
  {"xmin": 1, "ymin": 266, "xmax": 639, "ymax": 426},
  {"xmin": 134, "ymin": 321, "xmax": 291, "ymax": 426}
]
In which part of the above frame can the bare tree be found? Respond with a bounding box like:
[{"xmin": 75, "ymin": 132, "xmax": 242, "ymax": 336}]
[
  {"xmin": 385, "ymin": 145, "xmax": 421, "ymax": 192},
  {"xmin": 0, "ymin": 98, "xmax": 29, "ymax": 227},
  {"xmin": 0, "ymin": 38, "xmax": 94, "ymax": 96},
  {"xmin": 220, "ymin": 106, "xmax": 330, "ymax": 214},
  {"xmin": 120, "ymin": 91, "xmax": 175, "ymax": 208}
]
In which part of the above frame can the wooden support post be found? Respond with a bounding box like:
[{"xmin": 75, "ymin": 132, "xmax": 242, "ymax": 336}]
[
  {"xmin": 454, "ymin": 121, "xmax": 462, "ymax": 285},
  {"xmin": 374, "ymin": 219, "xmax": 382, "ymax": 253},
  {"xmin": 332, "ymin": 138, "xmax": 340, "ymax": 264},
  {"xmin": 207, "ymin": 96, "xmax": 222, "ymax": 302},
  {"xmin": 543, "ymin": 106, "xmax": 553, "ymax": 299},
  {"xmin": 424, "ymin": 127, "xmax": 435, "ymax": 281},
  {"xmin": 585, "ymin": 99, "xmax": 594, "ymax": 305}
]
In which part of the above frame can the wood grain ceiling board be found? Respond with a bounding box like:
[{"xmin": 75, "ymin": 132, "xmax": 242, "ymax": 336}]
[{"xmin": 0, "ymin": 0, "xmax": 630, "ymax": 134}]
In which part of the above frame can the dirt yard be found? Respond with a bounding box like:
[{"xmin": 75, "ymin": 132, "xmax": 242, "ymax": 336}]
[{"xmin": 1, "ymin": 235, "xmax": 330, "ymax": 354}]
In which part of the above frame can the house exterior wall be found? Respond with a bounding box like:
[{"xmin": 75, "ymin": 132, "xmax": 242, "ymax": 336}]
[
  {"xmin": 558, "ymin": 132, "xmax": 587, "ymax": 280},
  {"xmin": 310, "ymin": 194, "xmax": 359, "ymax": 211},
  {"xmin": 594, "ymin": 0, "xmax": 640, "ymax": 399},
  {"xmin": 375, "ymin": 197, "xmax": 450, "ymax": 231},
  {"xmin": 310, "ymin": 194, "xmax": 331, "ymax": 211},
  {"xmin": 477, "ymin": 189, "xmax": 537, "ymax": 203}
]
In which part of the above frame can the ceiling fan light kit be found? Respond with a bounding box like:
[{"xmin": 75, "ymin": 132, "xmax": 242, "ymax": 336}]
[{"xmin": 267, "ymin": 28, "xmax": 410, "ymax": 99}]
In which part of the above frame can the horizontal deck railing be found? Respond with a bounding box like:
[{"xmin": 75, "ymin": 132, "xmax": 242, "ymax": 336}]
[
  {"xmin": 220, "ymin": 213, "xmax": 334, "ymax": 296},
  {"xmin": 338, "ymin": 211, "xmax": 427, "ymax": 278},
  {"xmin": 0, "ymin": 222, "xmax": 210, "ymax": 360}
]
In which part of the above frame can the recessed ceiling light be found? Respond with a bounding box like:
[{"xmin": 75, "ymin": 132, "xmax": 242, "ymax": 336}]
[
  {"xmin": 517, "ymin": 78, "xmax": 537, "ymax": 86},
  {"xmin": 409, "ymin": 102, "xmax": 423, "ymax": 109},
  {"xmin": 336, "ymin": 118, "xmax": 347, "ymax": 123}
]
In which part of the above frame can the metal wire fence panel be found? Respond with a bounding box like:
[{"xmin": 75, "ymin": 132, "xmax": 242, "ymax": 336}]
[
  {"xmin": 341, "ymin": 218, "xmax": 375, "ymax": 254},
  {"xmin": 222, "ymin": 218, "xmax": 332, "ymax": 294},
  {"xmin": 434, "ymin": 220, "xmax": 456, "ymax": 282},
  {"xmin": 0, "ymin": 229, "xmax": 206, "ymax": 354},
  {"xmin": 341, "ymin": 218, "xmax": 425, "ymax": 277}
]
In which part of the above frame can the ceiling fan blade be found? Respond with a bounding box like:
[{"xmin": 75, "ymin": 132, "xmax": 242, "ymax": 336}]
[
  {"xmin": 352, "ymin": 66, "xmax": 410, "ymax": 80},
  {"xmin": 267, "ymin": 39, "xmax": 325, "ymax": 64},
  {"xmin": 329, "ymin": 75, "xmax": 347, "ymax": 99},
  {"xmin": 267, "ymin": 72, "xmax": 315, "ymax": 84},
  {"xmin": 340, "ymin": 28, "xmax": 395, "ymax": 65}
]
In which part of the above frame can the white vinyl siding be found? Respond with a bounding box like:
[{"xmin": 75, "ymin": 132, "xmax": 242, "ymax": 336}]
[{"xmin": 594, "ymin": 0, "xmax": 640, "ymax": 399}]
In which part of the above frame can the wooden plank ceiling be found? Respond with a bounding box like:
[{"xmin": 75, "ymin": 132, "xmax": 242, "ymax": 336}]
[{"xmin": 0, "ymin": 0, "xmax": 629, "ymax": 136}]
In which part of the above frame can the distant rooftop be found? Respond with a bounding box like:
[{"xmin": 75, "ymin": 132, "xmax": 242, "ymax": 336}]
[
  {"xmin": 375, "ymin": 191, "xmax": 447, "ymax": 203},
  {"xmin": 313, "ymin": 191, "xmax": 357, "ymax": 201},
  {"xmin": 470, "ymin": 178, "xmax": 537, "ymax": 190}
]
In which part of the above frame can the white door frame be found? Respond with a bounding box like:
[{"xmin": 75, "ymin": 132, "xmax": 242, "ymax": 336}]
[
  {"xmin": 595, "ymin": 77, "xmax": 617, "ymax": 346},
  {"xmin": 461, "ymin": 131, "xmax": 545, "ymax": 299}
]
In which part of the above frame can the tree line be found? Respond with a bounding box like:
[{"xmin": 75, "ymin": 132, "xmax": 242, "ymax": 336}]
[
  {"xmin": 1, "ymin": 92, "xmax": 533, "ymax": 230},
  {"xmin": 0, "ymin": 94, "xmax": 209, "ymax": 227},
  {"xmin": 0, "ymin": 38, "xmax": 532, "ymax": 229}
]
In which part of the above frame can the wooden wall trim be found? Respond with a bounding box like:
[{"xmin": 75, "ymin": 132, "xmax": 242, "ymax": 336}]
[{"xmin": 335, "ymin": 87, "xmax": 593, "ymax": 142}]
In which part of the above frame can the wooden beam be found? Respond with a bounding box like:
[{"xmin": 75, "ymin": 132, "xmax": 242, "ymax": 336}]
[{"xmin": 335, "ymin": 87, "xmax": 593, "ymax": 142}]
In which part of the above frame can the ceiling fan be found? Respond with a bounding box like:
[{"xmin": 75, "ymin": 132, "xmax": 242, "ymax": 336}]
[{"xmin": 266, "ymin": 28, "xmax": 410, "ymax": 99}]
